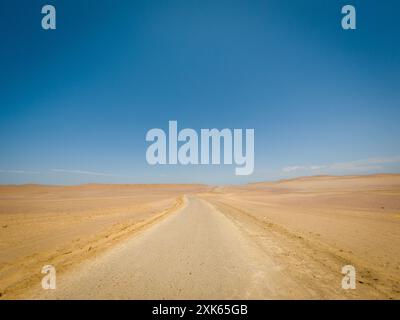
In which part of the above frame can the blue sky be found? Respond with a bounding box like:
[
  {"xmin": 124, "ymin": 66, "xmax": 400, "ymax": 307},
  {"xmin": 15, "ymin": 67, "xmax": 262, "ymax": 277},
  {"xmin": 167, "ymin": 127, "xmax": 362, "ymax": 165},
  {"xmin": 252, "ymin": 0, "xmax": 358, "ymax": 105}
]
[{"xmin": 0, "ymin": 0, "xmax": 399, "ymax": 184}]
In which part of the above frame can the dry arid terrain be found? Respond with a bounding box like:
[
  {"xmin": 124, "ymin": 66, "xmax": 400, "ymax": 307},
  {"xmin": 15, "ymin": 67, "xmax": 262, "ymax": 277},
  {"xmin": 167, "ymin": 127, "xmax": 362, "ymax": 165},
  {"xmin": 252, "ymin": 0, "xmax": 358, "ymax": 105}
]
[
  {"xmin": 0, "ymin": 174, "xmax": 399, "ymax": 299},
  {"xmin": 200, "ymin": 174, "xmax": 400, "ymax": 299},
  {"xmin": 0, "ymin": 184, "xmax": 208, "ymax": 298}
]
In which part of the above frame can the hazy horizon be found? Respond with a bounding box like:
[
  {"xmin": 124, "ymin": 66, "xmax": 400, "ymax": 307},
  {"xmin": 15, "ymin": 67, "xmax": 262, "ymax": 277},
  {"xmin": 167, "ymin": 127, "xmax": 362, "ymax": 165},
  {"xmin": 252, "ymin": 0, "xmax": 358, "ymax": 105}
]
[{"xmin": 1, "ymin": 172, "xmax": 399, "ymax": 187}]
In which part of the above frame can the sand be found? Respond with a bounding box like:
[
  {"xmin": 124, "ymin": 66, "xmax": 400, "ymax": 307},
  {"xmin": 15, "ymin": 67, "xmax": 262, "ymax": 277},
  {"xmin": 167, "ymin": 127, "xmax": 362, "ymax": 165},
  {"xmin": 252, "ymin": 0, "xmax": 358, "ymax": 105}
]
[
  {"xmin": 0, "ymin": 184, "xmax": 208, "ymax": 298},
  {"xmin": 26, "ymin": 196, "xmax": 306, "ymax": 299},
  {"xmin": 1, "ymin": 174, "xmax": 399, "ymax": 299},
  {"xmin": 200, "ymin": 174, "xmax": 400, "ymax": 298}
]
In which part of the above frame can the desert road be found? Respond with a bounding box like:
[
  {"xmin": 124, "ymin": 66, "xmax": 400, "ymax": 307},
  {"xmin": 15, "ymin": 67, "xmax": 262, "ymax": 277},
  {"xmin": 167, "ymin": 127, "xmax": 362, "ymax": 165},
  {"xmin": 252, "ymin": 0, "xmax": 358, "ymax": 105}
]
[
  {"xmin": 28, "ymin": 196, "xmax": 313, "ymax": 299},
  {"xmin": 3, "ymin": 176, "xmax": 397, "ymax": 300}
]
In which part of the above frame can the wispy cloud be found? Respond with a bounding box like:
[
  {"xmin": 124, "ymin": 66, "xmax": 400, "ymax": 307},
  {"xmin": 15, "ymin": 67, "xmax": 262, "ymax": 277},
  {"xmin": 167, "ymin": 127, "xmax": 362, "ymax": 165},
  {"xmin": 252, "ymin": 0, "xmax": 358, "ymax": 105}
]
[
  {"xmin": 282, "ymin": 156, "xmax": 400, "ymax": 174},
  {"xmin": 282, "ymin": 166, "xmax": 308, "ymax": 173},
  {"xmin": 51, "ymin": 169, "xmax": 120, "ymax": 177},
  {"xmin": 50, "ymin": 169, "xmax": 136, "ymax": 179},
  {"xmin": 0, "ymin": 170, "xmax": 41, "ymax": 174},
  {"xmin": 0, "ymin": 169, "xmax": 133, "ymax": 178}
]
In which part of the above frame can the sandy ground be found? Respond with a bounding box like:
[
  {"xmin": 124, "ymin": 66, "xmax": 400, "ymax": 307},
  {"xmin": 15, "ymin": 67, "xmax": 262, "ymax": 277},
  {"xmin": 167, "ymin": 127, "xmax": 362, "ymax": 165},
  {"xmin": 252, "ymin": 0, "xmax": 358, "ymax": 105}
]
[
  {"xmin": 27, "ymin": 196, "xmax": 307, "ymax": 299},
  {"xmin": 0, "ymin": 184, "xmax": 207, "ymax": 299},
  {"xmin": 25, "ymin": 194, "xmax": 390, "ymax": 300},
  {"xmin": 200, "ymin": 174, "xmax": 400, "ymax": 299},
  {"xmin": 1, "ymin": 174, "xmax": 399, "ymax": 299}
]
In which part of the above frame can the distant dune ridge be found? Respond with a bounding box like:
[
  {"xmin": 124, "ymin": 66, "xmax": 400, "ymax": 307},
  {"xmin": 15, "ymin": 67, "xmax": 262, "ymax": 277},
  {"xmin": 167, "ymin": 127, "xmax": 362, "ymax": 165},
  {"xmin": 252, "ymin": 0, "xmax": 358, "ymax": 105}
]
[{"xmin": 0, "ymin": 174, "xmax": 399, "ymax": 299}]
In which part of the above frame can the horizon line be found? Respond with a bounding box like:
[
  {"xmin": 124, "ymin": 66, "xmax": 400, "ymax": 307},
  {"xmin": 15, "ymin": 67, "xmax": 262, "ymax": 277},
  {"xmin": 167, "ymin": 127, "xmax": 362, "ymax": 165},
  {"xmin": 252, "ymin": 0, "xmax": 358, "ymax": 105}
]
[{"xmin": 1, "ymin": 173, "xmax": 399, "ymax": 188}]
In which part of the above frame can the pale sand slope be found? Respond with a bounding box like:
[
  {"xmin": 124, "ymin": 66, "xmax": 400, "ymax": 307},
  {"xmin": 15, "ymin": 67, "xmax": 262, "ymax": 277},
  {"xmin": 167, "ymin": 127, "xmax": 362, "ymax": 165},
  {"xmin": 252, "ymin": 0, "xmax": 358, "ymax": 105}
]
[
  {"xmin": 0, "ymin": 184, "xmax": 208, "ymax": 299},
  {"xmin": 27, "ymin": 195, "xmax": 387, "ymax": 299},
  {"xmin": 23, "ymin": 196, "xmax": 351, "ymax": 299},
  {"xmin": 2, "ymin": 175, "xmax": 400, "ymax": 299},
  {"xmin": 200, "ymin": 174, "xmax": 400, "ymax": 299}
]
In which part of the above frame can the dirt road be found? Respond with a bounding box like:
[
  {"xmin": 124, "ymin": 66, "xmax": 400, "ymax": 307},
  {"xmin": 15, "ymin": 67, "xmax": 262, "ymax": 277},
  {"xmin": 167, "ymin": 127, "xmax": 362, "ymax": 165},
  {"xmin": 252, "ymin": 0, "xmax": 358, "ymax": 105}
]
[{"xmin": 26, "ymin": 196, "xmax": 385, "ymax": 299}]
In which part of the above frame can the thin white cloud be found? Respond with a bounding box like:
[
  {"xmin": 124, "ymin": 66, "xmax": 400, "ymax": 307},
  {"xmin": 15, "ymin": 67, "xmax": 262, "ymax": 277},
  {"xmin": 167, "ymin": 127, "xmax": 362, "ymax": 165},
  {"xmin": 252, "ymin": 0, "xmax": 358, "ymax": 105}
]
[
  {"xmin": 282, "ymin": 166, "xmax": 306, "ymax": 173},
  {"xmin": 51, "ymin": 169, "xmax": 118, "ymax": 177},
  {"xmin": 359, "ymin": 156, "xmax": 400, "ymax": 164},
  {"xmin": 50, "ymin": 169, "xmax": 136, "ymax": 179},
  {"xmin": 309, "ymin": 165, "xmax": 327, "ymax": 170},
  {"xmin": 282, "ymin": 156, "xmax": 400, "ymax": 174},
  {"xmin": 0, "ymin": 170, "xmax": 41, "ymax": 174}
]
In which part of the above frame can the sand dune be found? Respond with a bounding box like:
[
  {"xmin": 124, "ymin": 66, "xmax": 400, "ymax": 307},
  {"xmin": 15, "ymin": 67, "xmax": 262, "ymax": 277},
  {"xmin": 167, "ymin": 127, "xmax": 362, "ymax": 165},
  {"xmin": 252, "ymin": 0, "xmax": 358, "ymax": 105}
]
[
  {"xmin": 27, "ymin": 196, "xmax": 308, "ymax": 299},
  {"xmin": 0, "ymin": 184, "xmax": 208, "ymax": 298},
  {"xmin": 200, "ymin": 174, "xmax": 400, "ymax": 298},
  {"xmin": 1, "ymin": 175, "xmax": 399, "ymax": 299}
]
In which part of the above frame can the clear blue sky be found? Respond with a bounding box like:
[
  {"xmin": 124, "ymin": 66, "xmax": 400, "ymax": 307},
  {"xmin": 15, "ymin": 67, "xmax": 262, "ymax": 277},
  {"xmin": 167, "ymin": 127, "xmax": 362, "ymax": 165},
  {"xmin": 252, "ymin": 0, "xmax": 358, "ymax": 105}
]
[{"xmin": 0, "ymin": 0, "xmax": 399, "ymax": 184}]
